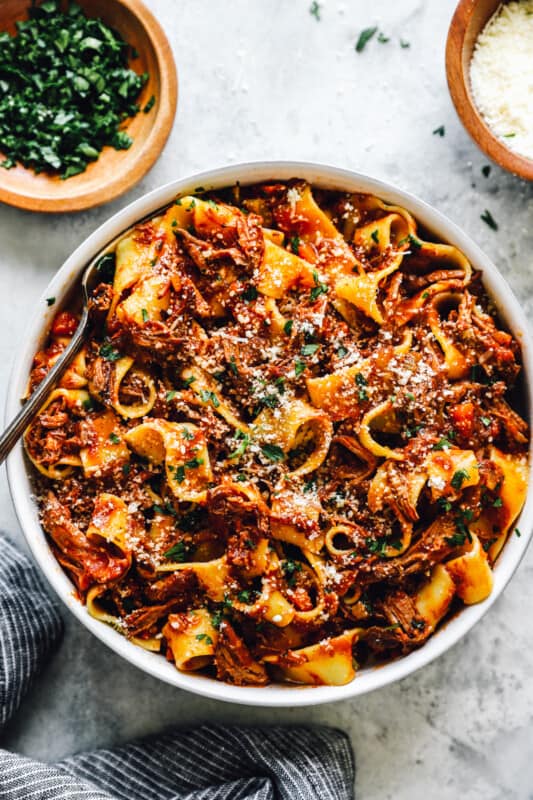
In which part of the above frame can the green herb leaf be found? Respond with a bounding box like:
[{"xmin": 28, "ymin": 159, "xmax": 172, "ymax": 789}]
[
  {"xmin": 290, "ymin": 235, "xmax": 301, "ymax": 254},
  {"xmin": 481, "ymin": 209, "xmax": 498, "ymax": 231},
  {"xmin": 166, "ymin": 390, "xmax": 177, "ymax": 402},
  {"xmin": 294, "ymin": 359, "xmax": 306, "ymax": 377},
  {"xmin": 141, "ymin": 308, "xmax": 148, "ymax": 323},
  {"xmin": 164, "ymin": 541, "xmax": 189, "ymax": 561},
  {"xmin": 309, "ymin": 1, "xmax": 321, "ymax": 20},
  {"xmin": 143, "ymin": 94, "xmax": 155, "ymax": 113},
  {"xmin": 355, "ymin": 26, "xmax": 377, "ymax": 52},
  {"xmin": 108, "ymin": 432, "xmax": 120, "ymax": 444},
  {"xmin": 371, "ymin": 229, "xmax": 379, "ymax": 243},
  {"xmin": 284, "ymin": 319, "xmax": 294, "ymax": 335},
  {"xmin": 46, "ymin": 297, "xmax": 56, "ymax": 306},
  {"xmin": 261, "ymin": 443, "xmax": 285, "ymax": 462},
  {"xmin": 99, "ymin": 342, "xmax": 122, "ymax": 361},
  {"xmin": 482, "ymin": 165, "xmax": 491, "ymax": 178},
  {"xmin": 451, "ymin": 468, "xmax": 470, "ymax": 490},
  {"xmin": 301, "ymin": 343, "xmax": 319, "ymax": 356},
  {"xmin": 433, "ymin": 125, "xmax": 445, "ymax": 137}
]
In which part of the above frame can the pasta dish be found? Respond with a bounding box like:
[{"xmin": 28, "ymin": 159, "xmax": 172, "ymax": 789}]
[{"xmin": 25, "ymin": 180, "xmax": 529, "ymax": 686}]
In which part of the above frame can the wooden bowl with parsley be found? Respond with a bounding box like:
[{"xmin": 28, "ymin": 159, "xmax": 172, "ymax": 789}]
[{"xmin": 0, "ymin": 0, "xmax": 177, "ymax": 212}]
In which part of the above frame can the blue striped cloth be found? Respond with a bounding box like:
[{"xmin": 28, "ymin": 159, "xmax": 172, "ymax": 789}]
[{"xmin": 0, "ymin": 534, "xmax": 355, "ymax": 799}]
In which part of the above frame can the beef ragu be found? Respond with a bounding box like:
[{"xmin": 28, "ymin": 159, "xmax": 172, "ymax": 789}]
[{"xmin": 24, "ymin": 180, "xmax": 529, "ymax": 687}]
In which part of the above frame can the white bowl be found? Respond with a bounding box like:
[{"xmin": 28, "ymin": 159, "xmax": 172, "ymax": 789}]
[{"xmin": 7, "ymin": 161, "xmax": 533, "ymax": 707}]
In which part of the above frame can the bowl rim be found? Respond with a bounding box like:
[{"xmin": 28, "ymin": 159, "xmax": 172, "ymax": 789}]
[
  {"xmin": 6, "ymin": 160, "xmax": 533, "ymax": 707},
  {"xmin": 445, "ymin": 0, "xmax": 533, "ymax": 182},
  {"xmin": 0, "ymin": 0, "xmax": 178, "ymax": 213}
]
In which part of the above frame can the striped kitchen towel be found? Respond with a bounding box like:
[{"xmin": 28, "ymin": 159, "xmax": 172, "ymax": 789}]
[{"xmin": 0, "ymin": 533, "xmax": 355, "ymax": 799}]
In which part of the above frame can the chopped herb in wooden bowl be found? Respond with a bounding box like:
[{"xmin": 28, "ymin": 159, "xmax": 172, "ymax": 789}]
[{"xmin": 0, "ymin": 0, "xmax": 152, "ymax": 179}]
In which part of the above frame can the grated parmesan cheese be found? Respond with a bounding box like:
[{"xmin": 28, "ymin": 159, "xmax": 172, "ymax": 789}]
[{"xmin": 470, "ymin": 0, "xmax": 533, "ymax": 161}]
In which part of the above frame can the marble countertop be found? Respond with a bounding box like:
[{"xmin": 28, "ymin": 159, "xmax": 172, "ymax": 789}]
[{"xmin": 1, "ymin": 1, "xmax": 533, "ymax": 797}]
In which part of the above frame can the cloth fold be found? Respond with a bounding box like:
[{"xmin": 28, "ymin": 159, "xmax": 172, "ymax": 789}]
[{"xmin": 0, "ymin": 533, "xmax": 355, "ymax": 799}]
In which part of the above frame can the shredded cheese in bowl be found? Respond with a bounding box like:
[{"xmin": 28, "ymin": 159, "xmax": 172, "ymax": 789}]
[{"xmin": 470, "ymin": 0, "xmax": 533, "ymax": 161}]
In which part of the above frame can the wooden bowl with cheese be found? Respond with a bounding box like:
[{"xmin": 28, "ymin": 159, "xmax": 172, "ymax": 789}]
[{"xmin": 446, "ymin": 0, "xmax": 533, "ymax": 181}]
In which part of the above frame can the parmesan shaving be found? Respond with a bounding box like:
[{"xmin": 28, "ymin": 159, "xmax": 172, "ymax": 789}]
[{"xmin": 470, "ymin": 0, "xmax": 533, "ymax": 160}]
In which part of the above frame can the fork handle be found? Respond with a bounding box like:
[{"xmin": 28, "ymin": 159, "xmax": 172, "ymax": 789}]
[{"xmin": 0, "ymin": 312, "xmax": 88, "ymax": 466}]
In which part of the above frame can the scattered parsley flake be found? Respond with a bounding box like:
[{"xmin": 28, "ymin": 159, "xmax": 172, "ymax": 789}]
[
  {"xmin": 451, "ymin": 469, "xmax": 470, "ymax": 490},
  {"xmin": 371, "ymin": 229, "xmax": 379, "ymax": 244},
  {"xmin": 99, "ymin": 342, "xmax": 122, "ymax": 361},
  {"xmin": 108, "ymin": 432, "xmax": 120, "ymax": 444},
  {"xmin": 481, "ymin": 209, "xmax": 498, "ymax": 231},
  {"xmin": 195, "ymin": 633, "xmax": 213, "ymax": 644},
  {"xmin": 482, "ymin": 165, "xmax": 491, "ymax": 178},
  {"xmin": 355, "ymin": 26, "xmax": 377, "ymax": 52},
  {"xmin": 301, "ymin": 343, "xmax": 319, "ymax": 356},
  {"xmin": 433, "ymin": 125, "xmax": 445, "ymax": 137},
  {"xmin": 309, "ymin": 1, "xmax": 321, "ymax": 20},
  {"xmin": 284, "ymin": 319, "xmax": 294, "ymax": 335},
  {"xmin": 46, "ymin": 297, "xmax": 56, "ymax": 306},
  {"xmin": 141, "ymin": 308, "xmax": 148, "ymax": 323},
  {"xmin": 261, "ymin": 443, "xmax": 285, "ymax": 462}
]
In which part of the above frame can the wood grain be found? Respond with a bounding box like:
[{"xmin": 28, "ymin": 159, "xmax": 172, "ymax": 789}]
[
  {"xmin": 446, "ymin": 0, "xmax": 533, "ymax": 181},
  {"xmin": 0, "ymin": 0, "xmax": 178, "ymax": 212}
]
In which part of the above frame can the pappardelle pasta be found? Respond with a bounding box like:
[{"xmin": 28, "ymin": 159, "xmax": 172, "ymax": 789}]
[{"xmin": 25, "ymin": 180, "xmax": 529, "ymax": 686}]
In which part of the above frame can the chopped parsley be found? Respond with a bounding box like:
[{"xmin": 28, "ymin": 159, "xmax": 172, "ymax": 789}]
[
  {"xmin": 46, "ymin": 297, "xmax": 56, "ymax": 306},
  {"xmin": 408, "ymin": 233, "xmax": 422, "ymax": 250},
  {"xmin": 99, "ymin": 342, "xmax": 122, "ymax": 362},
  {"xmin": 492, "ymin": 497, "xmax": 503, "ymax": 508},
  {"xmin": 143, "ymin": 94, "xmax": 156, "ymax": 113},
  {"xmin": 229, "ymin": 430, "xmax": 250, "ymax": 459},
  {"xmin": 108, "ymin": 432, "xmax": 120, "ymax": 444},
  {"xmin": 185, "ymin": 456, "xmax": 204, "ymax": 470},
  {"xmin": 377, "ymin": 32, "xmax": 390, "ymax": 43},
  {"xmin": 433, "ymin": 125, "xmax": 445, "ymax": 137},
  {"xmin": 195, "ymin": 633, "xmax": 213, "ymax": 644},
  {"xmin": 242, "ymin": 284, "xmax": 258, "ymax": 302},
  {"xmin": 433, "ymin": 437, "xmax": 452, "ymax": 451},
  {"xmin": 237, "ymin": 589, "xmax": 253, "ymax": 603},
  {"xmin": 261, "ymin": 443, "xmax": 285, "ymax": 462},
  {"xmin": 290, "ymin": 235, "xmax": 301, "ymax": 254},
  {"xmin": 481, "ymin": 416, "xmax": 491, "ymax": 427},
  {"xmin": 141, "ymin": 308, "xmax": 149, "ymax": 323},
  {"xmin": 445, "ymin": 532, "xmax": 467, "ymax": 547},
  {"xmin": 0, "ymin": 0, "xmax": 148, "ymax": 179},
  {"xmin": 301, "ymin": 343, "xmax": 319, "ymax": 356},
  {"xmin": 166, "ymin": 390, "xmax": 177, "ymax": 402},
  {"xmin": 400, "ymin": 38, "xmax": 410, "ymax": 48},
  {"xmin": 294, "ymin": 359, "xmax": 307, "ymax": 377},
  {"xmin": 481, "ymin": 209, "xmax": 498, "ymax": 231},
  {"xmin": 309, "ymin": 1, "xmax": 321, "ymax": 20},
  {"xmin": 371, "ymin": 229, "xmax": 380, "ymax": 244},
  {"xmin": 310, "ymin": 270, "xmax": 329, "ymax": 301},
  {"xmin": 482, "ymin": 165, "xmax": 491, "ymax": 178},
  {"xmin": 515, "ymin": 528, "xmax": 522, "ymax": 538},
  {"xmin": 355, "ymin": 26, "xmax": 377, "ymax": 52},
  {"xmin": 284, "ymin": 319, "xmax": 294, "ymax": 336},
  {"xmin": 164, "ymin": 541, "xmax": 189, "ymax": 561},
  {"xmin": 228, "ymin": 356, "xmax": 239, "ymax": 376},
  {"xmin": 283, "ymin": 560, "xmax": 302, "ymax": 587},
  {"xmin": 451, "ymin": 469, "xmax": 470, "ymax": 490},
  {"xmin": 355, "ymin": 372, "xmax": 368, "ymax": 401},
  {"xmin": 200, "ymin": 390, "xmax": 220, "ymax": 408}
]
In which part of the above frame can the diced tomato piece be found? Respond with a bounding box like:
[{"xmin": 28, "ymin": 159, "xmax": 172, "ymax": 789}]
[
  {"xmin": 450, "ymin": 401, "xmax": 475, "ymax": 439},
  {"xmin": 52, "ymin": 311, "xmax": 78, "ymax": 336}
]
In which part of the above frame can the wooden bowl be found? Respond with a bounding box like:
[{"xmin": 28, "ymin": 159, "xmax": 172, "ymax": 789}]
[
  {"xmin": 0, "ymin": 0, "xmax": 178, "ymax": 212},
  {"xmin": 446, "ymin": 0, "xmax": 533, "ymax": 181}
]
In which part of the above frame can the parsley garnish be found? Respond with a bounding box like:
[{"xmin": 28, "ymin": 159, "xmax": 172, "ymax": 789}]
[
  {"xmin": 164, "ymin": 541, "xmax": 189, "ymax": 561},
  {"xmin": 290, "ymin": 235, "xmax": 301, "ymax": 254},
  {"xmin": 46, "ymin": 297, "xmax": 56, "ymax": 306},
  {"xmin": 481, "ymin": 416, "xmax": 491, "ymax": 427},
  {"xmin": 284, "ymin": 319, "xmax": 294, "ymax": 335},
  {"xmin": 492, "ymin": 497, "xmax": 503, "ymax": 508},
  {"xmin": 0, "ymin": 1, "xmax": 148, "ymax": 179},
  {"xmin": 294, "ymin": 359, "xmax": 306, "ymax": 377},
  {"xmin": 445, "ymin": 532, "xmax": 467, "ymax": 547},
  {"xmin": 400, "ymin": 38, "xmax": 410, "ymax": 48},
  {"xmin": 166, "ymin": 390, "xmax": 177, "ymax": 402},
  {"xmin": 141, "ymin": 308, "xmax": 148, "ymax": 323},
  {"xmin": 355, "ymin": 26, "xmax": 377, "ymax": 52},
  {"xmin": 229, "ymin": 431, "xmax": 250, "ymax": 459},
  {"xmin": 310, "ymin": 270, "xmax": 329, "ymax": 301},
  {"xmin": 143, "ymin": 94, "xmax": 156, "ymax": 113},
  {"xmin": 481, "ymin": 209, "xmax": 498, "ymax": 231},
  {"xmin": 200, "ymin": 390, "xmax": 220, "ymax": 408},
  {"xmin": 301, "ymin": 343, "xmax": 319, "ymax": 356},
  {"xmin": 108, "ymin": 432, "xmax": 120, "ymax": 444},
  {"xmin": 261, "ymin": 443, "xmax": 285, "ymax": 462},
  {"xmin": 408, "ymin": 233, "xmax": 422, "ymax": 250},
  {"xmin": 229, "ymin": 356, "xmax": 239, "ymax": 376},
  {"xmin": 237, "ymin": 589, "xmax": 253, "ymax": 603},
  {"xmin": 482, "ymin": 165, "xmax": 491, "ymax": 178},
  {"xmin": 309, "ymin": 1, "xmax": 321, "ymax": 20},
  {"xmin": 371, "ymin": 229, "xmax": 380, "ymax": 244},
  {"xmin": 433, "ymin": 437, "xmax": 452, "ymax": 451},
  {"xmin": 433, "ymin": 125, "xmax": 445, "ymax": 137},
  {"xmin": 195, "ymin": 633, "xmax": 213, "ymax": 644},
  {"xmin": 515, "ymin": 528, "xmax": 522, "ymax": 537},
  {"xmin": 99, "ymin": 342, "xmax": 122, "ymax": 362},
  {"xmin": 451, "ymin": 469, "xmax": 470, "ymax": 490},
  {"xmin": 377, "ymin": 32, "xmax": 390, "ymax": 43},
  {"xmin": 283, "ymin": 560, "xmax": 302, "ymax": 587},
  {"xmin": 185, "ymin": 457, "xmax": 204, "ymax": 470},
  {"xmin": 242, "ymin": 284, "xmax": 258, "ymax": 302}
]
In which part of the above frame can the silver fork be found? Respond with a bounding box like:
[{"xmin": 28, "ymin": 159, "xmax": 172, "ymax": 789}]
[{"xmin": 0, "ymin": 259, "xmax": 104, "ymax": 465}]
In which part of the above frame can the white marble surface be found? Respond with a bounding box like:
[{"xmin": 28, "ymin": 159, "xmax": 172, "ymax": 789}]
[{"xmin": 1, "ymin": 1, "xmax": 533, "ymax": 797}]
